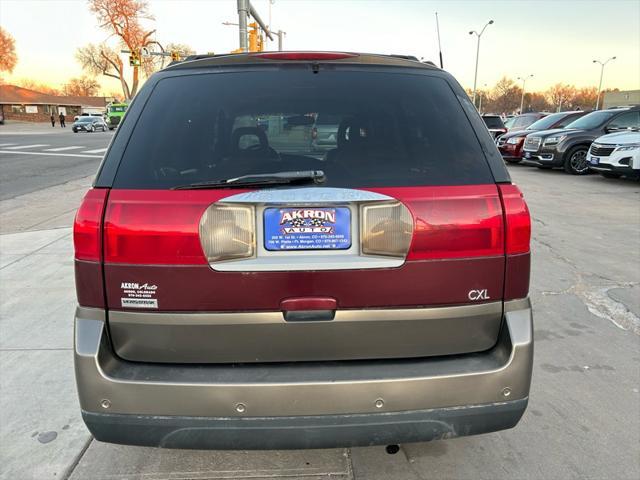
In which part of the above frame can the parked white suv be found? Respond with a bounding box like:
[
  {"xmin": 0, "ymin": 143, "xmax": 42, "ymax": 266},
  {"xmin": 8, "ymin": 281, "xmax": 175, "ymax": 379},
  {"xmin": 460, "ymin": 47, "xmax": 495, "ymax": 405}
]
[{"xmin": 588, "ymin": 131, "xmax": 640, "ymax": 179}]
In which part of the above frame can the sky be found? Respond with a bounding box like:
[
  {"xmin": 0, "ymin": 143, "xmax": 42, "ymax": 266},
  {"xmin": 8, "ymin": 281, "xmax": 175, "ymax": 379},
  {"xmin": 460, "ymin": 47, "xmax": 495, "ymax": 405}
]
[{"xmin": 1, "ymin": 0, "xmax": 639, "ymax": 96}]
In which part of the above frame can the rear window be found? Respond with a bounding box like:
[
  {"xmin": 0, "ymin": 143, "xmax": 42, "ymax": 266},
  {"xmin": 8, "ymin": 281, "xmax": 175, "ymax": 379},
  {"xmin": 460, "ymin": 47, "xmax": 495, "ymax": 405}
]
[
  {"xmin": 482, "ymin": 116, "xmax": 505, "ymax": 129},
  {"xmin": 112, "ymin": 69, "xmax": 493, "ymax": 188}
]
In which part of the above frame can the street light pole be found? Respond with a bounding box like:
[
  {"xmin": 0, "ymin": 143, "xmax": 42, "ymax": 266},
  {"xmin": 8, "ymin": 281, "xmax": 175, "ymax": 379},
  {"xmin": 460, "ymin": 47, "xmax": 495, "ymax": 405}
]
[
  {"xmin": 593, "ymin": 56, "xmax": 616, "ymax": 110},
  {"xmin": 479, "ymin": 83, "xmax": 488, "ymax": 114},
  {"xmin": 517, "ymin": 74, "xmax": 534, "ymax": 114},
  {"xmin": 469, "ymin": 19, "xmax": 494, "ymax": 108}
]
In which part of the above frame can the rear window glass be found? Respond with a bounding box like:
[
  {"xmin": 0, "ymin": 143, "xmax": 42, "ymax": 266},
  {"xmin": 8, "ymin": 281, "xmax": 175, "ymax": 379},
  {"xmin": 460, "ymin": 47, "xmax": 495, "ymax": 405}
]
[
  {"xmin": 112, "ymin": 70, "xmax": 493, "ymax": 188},
  {"xmin": 482, "ymin": 116, "xmax": 504, "ymax": 129}
]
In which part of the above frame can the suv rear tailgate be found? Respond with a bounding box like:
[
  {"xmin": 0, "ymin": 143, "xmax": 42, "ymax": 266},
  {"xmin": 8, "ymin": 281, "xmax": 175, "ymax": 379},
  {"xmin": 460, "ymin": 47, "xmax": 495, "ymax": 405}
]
[{"xmin": 102, "ymin": 185, "xmax": 507, "ymax": 363}]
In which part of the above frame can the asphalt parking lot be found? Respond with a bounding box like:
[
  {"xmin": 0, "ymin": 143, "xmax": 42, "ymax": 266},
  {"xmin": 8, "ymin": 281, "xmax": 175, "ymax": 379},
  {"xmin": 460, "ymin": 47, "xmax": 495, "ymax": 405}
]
[{"xmin": 0, "ymin": 122, "xmax": 639, "ymax": 479}]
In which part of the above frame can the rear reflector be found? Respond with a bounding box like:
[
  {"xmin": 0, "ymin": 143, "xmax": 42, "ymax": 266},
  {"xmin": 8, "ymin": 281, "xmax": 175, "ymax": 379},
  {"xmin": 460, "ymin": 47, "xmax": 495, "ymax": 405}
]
[
  {"xmin": 499, "ymin": 184, "xmax": 531, "ymax": 254},
  {"xmin": 367, "ymin": 185, "xmax": 505, "ymax": 260},
  {"xmin": 253, "ymin": 52, "xmax": 358, "ymax": 61},
  {"xmin": 74, "ymin": 188, "xmax": 108, "ymax": 261}
]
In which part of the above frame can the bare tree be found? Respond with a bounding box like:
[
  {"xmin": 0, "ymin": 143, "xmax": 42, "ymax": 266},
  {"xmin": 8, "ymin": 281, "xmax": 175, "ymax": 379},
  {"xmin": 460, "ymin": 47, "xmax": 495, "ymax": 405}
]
[
  {"xmin": 62, "ymin": 76, "xmax": 101, "ymax": 96},
  {"xmin": 489, "ymin": 77, "xmax": 522, "ymax": 114},
  {"xmin": 546, "ymin": 83, "xmax": 576, "ymax": 112},
  {"xmin": 0, "ymin": 27, "xmax": 18, "ymax": 74},
  {"xmin": 78, "ymin": 0, "xmax": 157, "ymax": 100},
  {"xmin": 77, "ymin": 43, "xmax": 131, "ymax": 99}
]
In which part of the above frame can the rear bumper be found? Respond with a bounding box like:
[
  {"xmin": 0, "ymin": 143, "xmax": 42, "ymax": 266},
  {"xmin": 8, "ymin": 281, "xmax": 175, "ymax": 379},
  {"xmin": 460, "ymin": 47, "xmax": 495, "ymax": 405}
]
[
  {"xmin": 82, "ymin": 398, "xmax": 528, "ymax": 450},
  {"xmin": 75, "ymin": 298, "xmax": 533, "ymax": 449}
]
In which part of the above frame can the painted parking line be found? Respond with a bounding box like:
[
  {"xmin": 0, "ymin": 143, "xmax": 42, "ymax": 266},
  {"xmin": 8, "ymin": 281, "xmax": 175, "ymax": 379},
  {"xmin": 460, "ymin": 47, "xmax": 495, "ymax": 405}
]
[
  {"xmin": 0, "ymin": 143, "xmax": 17, "ymax": 147},
  {"xmin": 0, "ymin": 150, "xmax": 102, "ymax": 159},
  {"xmin": 3, "ymin": 144, "xmax": 50, "ymax": 150},
  {"xmin": 82, "ymin": 148, "xmax": 108, "ymax": 154},
  {"xmin": 44, "ymin": 146, "xmax": 84, "ymax": 152}
]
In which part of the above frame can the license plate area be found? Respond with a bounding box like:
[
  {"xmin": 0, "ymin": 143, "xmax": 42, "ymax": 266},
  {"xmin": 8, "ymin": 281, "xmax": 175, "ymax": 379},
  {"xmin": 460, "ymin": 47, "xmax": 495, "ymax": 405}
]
[{"xmin": 264, "ymin": 207, "xmax": 352, "ymax": 251}]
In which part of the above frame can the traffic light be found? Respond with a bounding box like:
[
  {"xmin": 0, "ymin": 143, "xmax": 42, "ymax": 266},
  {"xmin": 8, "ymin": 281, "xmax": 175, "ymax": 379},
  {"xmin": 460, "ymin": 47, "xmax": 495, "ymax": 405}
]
[
  {"xmin": 129, "ymin": 52, "xmax": 141, "ymax": 67},
  {"xmin": 248, "ymin": 22, "xmax": 259, "ymax": 52},
  {"xmin": 170, "ymin": 51, "xmax": 181, "ymax": 62}
]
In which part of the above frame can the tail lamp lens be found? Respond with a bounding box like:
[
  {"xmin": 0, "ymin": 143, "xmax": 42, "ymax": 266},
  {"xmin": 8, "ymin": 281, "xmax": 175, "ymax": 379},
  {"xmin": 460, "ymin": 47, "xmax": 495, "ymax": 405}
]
[
  {"xmin": 361, "ymin": 202, "xmax": 413, "ymax": 258},
  {"xmin": 74, "ymin": 188, "xmax": 108, "ymax": 261},
  {"xmin": 199, "ymin": 203, "xmax": 255, "ymax": 262},
  {"xmin": 104, "ymin": 191, "xmax": 210, "ymax": 265},
  {"xmin": 499, "ymin": 185, "xmax": 531, "ymax": 254}
]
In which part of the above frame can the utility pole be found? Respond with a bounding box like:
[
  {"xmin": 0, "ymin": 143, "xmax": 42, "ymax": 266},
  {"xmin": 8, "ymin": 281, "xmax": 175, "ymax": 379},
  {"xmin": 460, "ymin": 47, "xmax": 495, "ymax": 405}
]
[
  {"xmin": 593, "ymin": 56, "xmax": 616, "ymax": 110},
  {"xmin": 469, "ymin": 19, "xmax": 493, "ymax": 108},
  {"xmin": 236, "ymin": 0, "xmax": 274, "ymax": 52},
  {"xmin": 268, "ymin": 0, "xmax": 275, "ymax": 47},
  {"xmin": 517, "ymin": 74, "xmax": 534, "ymax": 114},
  {"xmin": 237, "ymin": 0, "xmax": 249, "ymax": 52},
  {"xmin": 275, "ymin": 29, "xmax": 286, "ymax": 51}
]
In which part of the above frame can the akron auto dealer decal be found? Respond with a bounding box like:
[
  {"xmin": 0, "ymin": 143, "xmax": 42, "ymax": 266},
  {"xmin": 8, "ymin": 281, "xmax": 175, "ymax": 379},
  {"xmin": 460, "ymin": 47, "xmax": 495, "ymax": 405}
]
[{"xmin": 120, "ymin": 282, "xmax": 158, "ymax": 309}]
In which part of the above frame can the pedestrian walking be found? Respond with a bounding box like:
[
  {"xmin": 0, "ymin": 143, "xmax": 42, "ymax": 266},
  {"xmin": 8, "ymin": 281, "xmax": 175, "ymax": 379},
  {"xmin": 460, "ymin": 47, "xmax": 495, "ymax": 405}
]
[
  {"xmin": 59, "ymin": 112, "xmax": 66, "ymax": 128},
  {"xmin": 50, "ymin": 113, "xmax": 55, "ymax": 127}
]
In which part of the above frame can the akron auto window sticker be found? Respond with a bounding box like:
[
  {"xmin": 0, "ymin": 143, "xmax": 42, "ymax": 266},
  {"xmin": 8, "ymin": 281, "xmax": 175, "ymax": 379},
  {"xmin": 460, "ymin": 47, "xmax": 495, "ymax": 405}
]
[{"xmin": 120, "ymin": 282, "xmax": 158, "ymax": 309}]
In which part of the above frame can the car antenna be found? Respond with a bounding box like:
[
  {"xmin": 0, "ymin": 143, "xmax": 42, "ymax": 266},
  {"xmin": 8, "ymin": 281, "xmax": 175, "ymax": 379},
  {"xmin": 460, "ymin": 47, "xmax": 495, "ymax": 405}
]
[{"xmin": 435, "ymin": 12, "xmax": 444, "ymax": 68}]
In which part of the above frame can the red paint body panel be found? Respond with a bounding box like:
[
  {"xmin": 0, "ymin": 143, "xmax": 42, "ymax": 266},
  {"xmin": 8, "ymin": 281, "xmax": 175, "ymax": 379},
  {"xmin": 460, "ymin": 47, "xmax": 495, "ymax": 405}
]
[
  {"xmin": 75, "ymin": 260, "xmax": 105, "ymax": 308},
  {"xmin": 504, "ymin": 253, "xmax": 531, "ymax": 301},
  {"xmin": 104, "ymin": 257, "xmax": 505, "ymax": 312}
]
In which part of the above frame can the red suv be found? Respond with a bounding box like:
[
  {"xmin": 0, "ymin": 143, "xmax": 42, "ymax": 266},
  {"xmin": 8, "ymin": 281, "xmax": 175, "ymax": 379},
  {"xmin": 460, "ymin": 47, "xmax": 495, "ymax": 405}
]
[{"xmin": 73, "ymin": 52, "xmax": 533, "ymax": 449}]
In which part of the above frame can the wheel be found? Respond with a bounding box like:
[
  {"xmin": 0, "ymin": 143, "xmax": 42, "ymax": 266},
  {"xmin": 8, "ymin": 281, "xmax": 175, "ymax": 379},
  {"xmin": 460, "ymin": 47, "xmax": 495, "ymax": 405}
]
[
  {"xmin": 601, "ymin": 172, "xmax": 622, "ymax": 179},
  {"xmin": 109, "ymin": 127, "xmax": 114, "ymax": 131},
  {"xmin": 505, "ymin": 158, "xmax": 522, "ymax": 164},
  {"xmin": 563, "ymin": 146, "xmax": 590, "ymax": 175}
]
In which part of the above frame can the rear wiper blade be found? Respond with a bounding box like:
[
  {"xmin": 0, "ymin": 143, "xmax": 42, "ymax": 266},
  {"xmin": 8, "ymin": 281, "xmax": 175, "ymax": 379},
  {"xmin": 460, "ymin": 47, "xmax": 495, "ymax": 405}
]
[{"xmin": 172, "ymin": 170, "xmax": 326, "ymax": 190}]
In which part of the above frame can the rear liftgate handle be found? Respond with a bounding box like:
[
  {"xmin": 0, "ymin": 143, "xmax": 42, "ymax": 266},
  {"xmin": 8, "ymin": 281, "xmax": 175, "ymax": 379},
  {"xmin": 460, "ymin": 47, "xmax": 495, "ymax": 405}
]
[{"xmin": 281, "ymin": 297, "xmax": 337, "ymax": 322}]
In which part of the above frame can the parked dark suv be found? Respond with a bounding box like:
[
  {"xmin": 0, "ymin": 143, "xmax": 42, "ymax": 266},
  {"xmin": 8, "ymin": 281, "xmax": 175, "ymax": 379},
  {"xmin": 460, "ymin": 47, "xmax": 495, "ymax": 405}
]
[
  {"xmin": 73, "ymin": 52, "xmax": 533, "ymax": 450},
  {"xmin": 498, "ymin": 110, "xmax": 588, "ymax": 163},
  {"xmin": 523, "ymin": 107, "xmax": 640, "ymax": 174}
]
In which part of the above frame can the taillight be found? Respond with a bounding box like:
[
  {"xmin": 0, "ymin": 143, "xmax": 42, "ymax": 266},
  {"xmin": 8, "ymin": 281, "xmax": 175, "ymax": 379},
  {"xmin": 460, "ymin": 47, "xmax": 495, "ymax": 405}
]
[
  {"xmin": 367, "ymin": 185, "xmax": 505, "ymax": 260},
  {"xmin": 253, "ymin": 52, "xmax": 358, "ymax": 61},
  {"xmin": 74, "ymin": 189, "xmax": 108, "ymax": 261},
  {"xmin": 499, "ymin": 184, "xmax": 531, "ymax": 254},
  {"xmin": 360, "ymin": 202, "xmax": 413, "ymax": 258},
  {"xmin": 199, "ymin": 203, "xmax": 256, "ymax": 262},
  {"xmin": 103, "ymin": 190, "xmax": 215, "ymax": 265}
]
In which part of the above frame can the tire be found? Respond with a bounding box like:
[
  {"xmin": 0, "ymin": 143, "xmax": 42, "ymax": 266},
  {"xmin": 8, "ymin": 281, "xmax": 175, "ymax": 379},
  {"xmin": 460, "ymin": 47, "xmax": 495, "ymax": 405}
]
[
  {"xmin": 563, "ymin": 146, "xmax": 590, "ymax": 175},
  {"xmin": 505, "ymin": 158, "xmax": 522, "ymax": 164},
  {"xmin": 601, "ymin": 172, "xmax": 622, "ymax": 179}
]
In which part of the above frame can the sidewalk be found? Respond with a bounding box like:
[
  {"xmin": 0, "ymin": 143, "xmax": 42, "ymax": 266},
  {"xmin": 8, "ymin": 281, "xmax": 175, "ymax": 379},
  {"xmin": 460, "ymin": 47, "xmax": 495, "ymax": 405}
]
[{"xmin": 0, "ymin": 120, "xmax": 76, "ymax": 135}]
